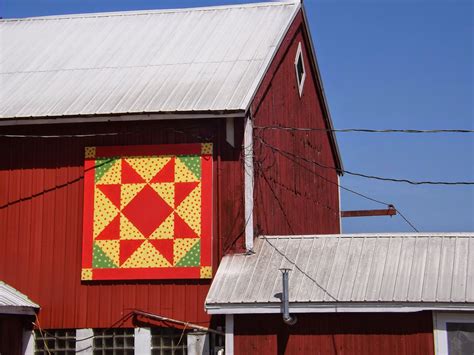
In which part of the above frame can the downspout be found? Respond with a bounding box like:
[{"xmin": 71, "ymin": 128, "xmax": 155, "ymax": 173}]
[
  {"xmin": 244, "ymin": 115, "xmax": 254, "ymax": 252},
  {"xmin": 280, "ymin": 268, "xmax": 297, "ymax": 325}
]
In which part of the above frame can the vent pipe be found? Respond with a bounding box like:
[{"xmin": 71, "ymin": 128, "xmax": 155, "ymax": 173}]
[{"xmin": 280, "ymin": 268, "xmax": 297, "ymax": 325}]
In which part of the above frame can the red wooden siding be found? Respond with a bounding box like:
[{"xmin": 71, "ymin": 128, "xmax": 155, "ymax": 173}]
[
  {"xmin": 252, "ymin": 11, "xmax": 340, "ymax": 236},
  {"xmin": 234, "ymin": 313, "xmax": 435, "ymax": 355},
  {"xmin": 0, "ymin": 119, "xmax": 244, "ymax": 329}
]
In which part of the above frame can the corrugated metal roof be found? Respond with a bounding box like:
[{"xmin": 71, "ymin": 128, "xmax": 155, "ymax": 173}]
[
  {"xmin": 206, "ymin": 233, "xmax": 474, "ymax": 313},
  {"xmin": 0, "ymin": 2, "xmax": 299, "ymax": 119},
  {"xmin": 0, "ymin": 281, "xmax": 39, "ymax": 315}
]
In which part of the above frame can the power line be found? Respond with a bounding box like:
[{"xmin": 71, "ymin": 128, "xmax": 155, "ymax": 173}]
[
  {"xmin": 258, "ymin": 138, "xmax": 474, "ymax": 186},
  {"xmin": 255, "ymin": 125, "xmax": 474, "ymax": 134},
  {"xmin": 2, "ymin": 125, "xmax": 473, "ymax": 138},
  {"xmin": 0, "ymin": 126, "xmax": 216, "ymax": 141},
  {"xmin": 0, "ymin": 132, "xmax": 123, "ymax": 138},
  {"xmin": 257, "ymin": 139, "xmax": 420, "ymax": 232}
]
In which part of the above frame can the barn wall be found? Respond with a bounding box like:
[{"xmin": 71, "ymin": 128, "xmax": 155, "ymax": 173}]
[
  {"xmin": 0, "ymin": 118, "xmax": 244, "ymax": 329},
  {"xmin": 251, "ymin": 11, "xmax": 340, "ymax": 236},
  {"xmin": 234, "ymin": 313, "xmax": 435, "ymax": 355}
]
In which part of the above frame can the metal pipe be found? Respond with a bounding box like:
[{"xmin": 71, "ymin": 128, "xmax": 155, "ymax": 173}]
[
  {"xmin": 133, "ymin": 310, "xmax": 225, "ymax": 336},
  {"xmin": 280, "ymin": 268, "xmax": 297, "ymax": 325}
]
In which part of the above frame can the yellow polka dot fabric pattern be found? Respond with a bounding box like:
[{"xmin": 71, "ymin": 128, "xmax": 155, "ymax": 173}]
[{"xmin": 82, "ymin": 144, "xmax": 213, "ymax": 280}]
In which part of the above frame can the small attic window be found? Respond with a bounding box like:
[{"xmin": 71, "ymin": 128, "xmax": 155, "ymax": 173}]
[{"xmin": 294, "ymin": 42, "xmax": 306, "ymax": 97}]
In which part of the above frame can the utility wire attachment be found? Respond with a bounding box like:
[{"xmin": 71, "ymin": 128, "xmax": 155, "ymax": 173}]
[
  {"xmin": 258, "ymin": 138, "xmax": 474, "ymax": 186},
  {"xmin": 255, "ymin": 125, "xmax": 474, "ymax": 134}
]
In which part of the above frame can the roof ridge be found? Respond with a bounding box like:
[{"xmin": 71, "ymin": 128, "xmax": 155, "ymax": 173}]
[{"xmin": 0, "ymin": 1, "xmax": 298, "ymax": 22}]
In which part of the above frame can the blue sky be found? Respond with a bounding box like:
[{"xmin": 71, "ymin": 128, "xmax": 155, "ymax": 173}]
[{"xmin": 2, "ymin": 0, "xmax": 473, "ymax": 233}]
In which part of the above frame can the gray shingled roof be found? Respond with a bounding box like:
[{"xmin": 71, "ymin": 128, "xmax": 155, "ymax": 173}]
[{"xmin": 206, "ymin": 234, "xmax": 474, "ymax": 314}]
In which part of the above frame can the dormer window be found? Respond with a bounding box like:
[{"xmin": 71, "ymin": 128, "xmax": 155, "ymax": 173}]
[{"xmin": 294, "ymin": 42, "xmax": 306, "ymax": 97}]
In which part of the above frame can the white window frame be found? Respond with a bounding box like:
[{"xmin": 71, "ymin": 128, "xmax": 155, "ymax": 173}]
[
  {"xmin": 433, "ymin": 311, "xmax": 474, "ymax": 355},
  {"xmin": 294, "ymin": 42, "xmax": 306, "ymax": 97}
]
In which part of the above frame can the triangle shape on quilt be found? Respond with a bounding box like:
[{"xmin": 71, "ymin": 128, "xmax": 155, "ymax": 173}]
[
  {"xmin": 150, "ymin": 157, "xmax": 175, "ymax": 183},
  {"xmin": 93, "ymin": 189, "xmax": 120, "ymax": 238},
  {"xmin": 175, "ymin": 239, "xmax": 201, "ymax": 267},
  {"xmin": 174, "ymin": 182, "xmax": 199, "ymax": 208},
  {"xmin": 149, "ymin": 239, "xmax": 174, "ymax": 265},
  {"xmin": 174, "ymin": 212, "xmax": 199, "ymax": 239},
  {"xmin": 121, "ymin": 240, "xmax": 171, "ymax": 268},
  {"xmin": 95, "ymin": 240, "xmax": 120, "ymax": 266},
  {"xmin": 119, "ymin": 240, "xmax": 144, "ymax": 266},
  {"xmin": 173, "ymin": 238, "xmax": 199, "ymax": 265},
  {"xmin": 93, "ymin": 243, "xmax": 118, "ymax": 268},
  {"xmin": 97, "ymin": 184, "xmax": 121, "ymax": 209},
  {"xmin": 149, "ymin": 213, "xmax": 174, "ymax": 240},
  {"xmin": 96, "ymin": 214, "xmax": 120, "ymax": 240},
  {"xmin": 121, "ymin": 159, "xmax": 146, "ymax": 184}
]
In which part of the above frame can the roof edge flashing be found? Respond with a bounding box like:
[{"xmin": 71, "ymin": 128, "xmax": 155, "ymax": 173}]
[
  {"xmin": 205, "ymin": 302, "xmax": 474, "ymax": 315},
  {"xmin": 0, "ymin": 111, "xmax": 246, "ymax": 126},
  {"xmin": 0, "ymin": 1, "xmax": 299, "ymax": 22}
]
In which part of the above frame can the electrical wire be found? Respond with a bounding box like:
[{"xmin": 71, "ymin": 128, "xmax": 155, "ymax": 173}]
[
  {"xmin": 258, "ymin": 165, "xmax": 296, "ymax": 234},
  {"xmin": 3, "ymin": 126, "xmax": 473, "ymax": 138},
  {"xmin": 255, "ymin": 125, "xmax": 474, "ymax": 134},
  {"xmin": 258, "ymin": 137, "xmax": 474, "ymax": 186},
  {"xmin": 34, "ymin": 314, "xmax": 52, "ymax": 355},
  {"xmin": 0, "ymin": 132, "xmax": 124, "ymax": 138},
  {"xmin": 33, "ymin": 311, "xmax": 134, "ymax": 343},
  {"xmin": 0, "ymin": 125, "xmax": 216, "ymax": 141},
  {"xmin": 264, "ymin": 173, "xmax": 339, "ymax": 216},
  {"xmin": 255, "ymin": 137, "xmax": 420, "ymax": 232}
]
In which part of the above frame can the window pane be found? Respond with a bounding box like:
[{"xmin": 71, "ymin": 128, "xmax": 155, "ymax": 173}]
[
  {"xmin": 34, "ymin": 329, "xmax": 76, "ymax": 354},
  {"xmin": 297, "ymin": 57, "xmax": 304, "ymax": 82},
  {"xmin": 447, "ymin": 322, "xmax": 474, "ymax": 355},
  {"xmin": 151, "ymin": 327, "xmax": 188, "ymax": 352},
  {"xmin": 93, "ymin": 328, "xmax": 134, "ymax": 352}
]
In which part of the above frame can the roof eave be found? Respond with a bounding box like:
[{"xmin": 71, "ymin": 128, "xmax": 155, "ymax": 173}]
[
  {"xmin": 0, "ymin": 110, "xmax": 247, "ymax": 126},
  {"xmin": 0, "ymin": 305, "xmax": 38, "ymax": 316},
  {"xmin": 205, "ymin": 302, "xmax": 474, "ymax": 315}
]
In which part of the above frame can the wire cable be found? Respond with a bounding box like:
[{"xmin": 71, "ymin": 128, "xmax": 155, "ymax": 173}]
[
  {"xmin": 256, "ymin": 137, "xmax": 420, "ymax": 231},
  {"xmin": 258, "ymin": 138, "xmax": 474, "ymax": 186},
  {"xmin": 255, "ymin": 125, "xmax": 474, "ymax": 134},
  {"xmin": 0, "ymin": 126, "xmax": 216, "ymax": 141}
]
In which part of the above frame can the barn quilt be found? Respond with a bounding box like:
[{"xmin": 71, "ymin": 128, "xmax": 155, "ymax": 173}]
[{"xmin": 81, "ymin": 143, "xmax": 213, "ymax": 280}]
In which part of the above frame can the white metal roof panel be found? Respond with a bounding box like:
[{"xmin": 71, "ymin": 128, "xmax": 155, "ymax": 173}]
[
  {"xmin": 0, "ymin": 2, "xmax": 299, "ymax": 119},
  {"xmin": 206, "ymin": 233, "xmax": 474, "ymax": 313},
  {"xmin": 0, "ymin": 281, "xmax": 39, "ymax": 315}
]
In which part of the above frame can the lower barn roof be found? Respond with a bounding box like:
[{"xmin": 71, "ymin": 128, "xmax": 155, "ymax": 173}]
[
  {"xmin": 0, "ymin": 281, "xmax": 39, "ymax": 315},
  {"xmin": 205, "ymin": 233, "xmax": 474, "ymax": 314}
]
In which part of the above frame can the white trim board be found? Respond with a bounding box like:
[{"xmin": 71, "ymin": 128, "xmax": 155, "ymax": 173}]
[
  {"xmin": 76, "ymin": 329, "xmax": 93, "ymax": 354},
  {"xmin": 225, "ymin": 314, "xmax": 234, "ymax": 355},
  {"xmin": 0, "ymin": 112, "xmax": 245, "ymax": 126},
  {"xmin": 206, "ymin": 303, "xmax": 474, "ymax": 315},
  {"xmin": 433, "ymin": 312, "xmax": 474, "ymax": 355},
  {"xmin": 134, "ymin": 327, "xmax": 151, "ymax": 355},
  {"xmin": 243, "ymin": 115, "xmax": 254, "ymax": 251}
]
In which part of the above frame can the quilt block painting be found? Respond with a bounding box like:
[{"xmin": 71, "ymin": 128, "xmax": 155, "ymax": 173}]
[{"xmin": 81, "ymin": 143, "xmax": 213, "ymax": 280}]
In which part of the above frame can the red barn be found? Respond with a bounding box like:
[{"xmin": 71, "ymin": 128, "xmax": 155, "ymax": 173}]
[{"xmin": 1, "ymin": 1, "xmax": 473, "ymax": 354}]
